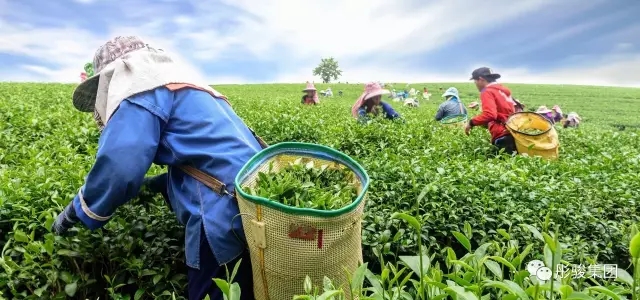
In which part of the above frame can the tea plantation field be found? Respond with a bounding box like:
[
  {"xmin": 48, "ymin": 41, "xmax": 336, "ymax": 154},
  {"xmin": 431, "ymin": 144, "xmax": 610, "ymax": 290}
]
[{"xmin": 1, "ymin": 82, "xmax": 640, "ymax": 299}]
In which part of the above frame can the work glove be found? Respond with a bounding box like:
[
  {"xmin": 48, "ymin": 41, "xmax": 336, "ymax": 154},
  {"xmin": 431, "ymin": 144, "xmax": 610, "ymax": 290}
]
[{"xmin": 52, "ymin": 203, "xmax": 80, "ymax": 235}]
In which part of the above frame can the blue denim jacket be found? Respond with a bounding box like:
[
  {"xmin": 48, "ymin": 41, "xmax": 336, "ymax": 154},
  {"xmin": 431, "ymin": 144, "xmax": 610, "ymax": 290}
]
[{"xmin": 71, "ymin": 87, "xmax": 262, "ymax": 268}]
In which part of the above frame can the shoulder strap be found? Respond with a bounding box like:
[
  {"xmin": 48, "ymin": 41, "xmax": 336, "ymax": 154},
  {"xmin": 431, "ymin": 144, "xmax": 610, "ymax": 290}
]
[
  {"xmin": 177, "ymin": 127, "xmax": 269, "ymax": 196},
  {"xmin": 179, "ymin": 164, "xmax": 230, "ymax": 195}
]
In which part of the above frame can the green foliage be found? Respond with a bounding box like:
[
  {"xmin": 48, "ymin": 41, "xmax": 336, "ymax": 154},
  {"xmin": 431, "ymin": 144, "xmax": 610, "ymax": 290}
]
[
  {"xmin": 247, "ymin": 159, "xmax": 357, "ymax": 210},
  {"xmin": 312, "ymin": 57, "xmax": 342, "ymax": 83},
  {"xmin": 295, "ymin": 222, "xmax": 640, "ymax": 299},
  {"xmin": 83, "ymin": 63, "xmax": 94, "ymax": 77},
  {"xmin": 0, "ymin": 82, "xmax": 639, "ymax": 299}
]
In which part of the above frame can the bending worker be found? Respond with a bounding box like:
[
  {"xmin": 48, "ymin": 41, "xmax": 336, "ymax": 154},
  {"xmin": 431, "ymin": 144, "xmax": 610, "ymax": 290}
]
[
  {"xmin": 301, "ymin": 81, "xmax": 319, "ymax": 105},
  {"xmin": 465, "ymin": 67, "xmax": 517, "ymax": 154},
  {"xmin": 435, "ymin": 87, "xmax": 467, "ymax": 121},
  {"xmin": 50, "ymin": 36, "xmax": 258, "ymax": 300},
  {"xmin": 352, "ymin": 82, "xmax": 402, "ymax": 123}
]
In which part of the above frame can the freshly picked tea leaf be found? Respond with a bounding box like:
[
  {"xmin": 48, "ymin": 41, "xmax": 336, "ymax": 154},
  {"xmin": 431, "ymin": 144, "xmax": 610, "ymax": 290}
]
[
  {"xmin": 520, "ymin": 128, "xmax": 544, "ymax": 135},
  {"xmin": 247, "ymin": 159, "xmax": 358, "ymax": 210}
]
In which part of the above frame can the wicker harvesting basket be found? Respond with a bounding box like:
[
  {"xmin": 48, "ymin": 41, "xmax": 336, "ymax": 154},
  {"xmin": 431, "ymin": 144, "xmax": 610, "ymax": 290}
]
[{"xmin": 234, "ymin": 142, "xmax": 370, "ymax": 300}]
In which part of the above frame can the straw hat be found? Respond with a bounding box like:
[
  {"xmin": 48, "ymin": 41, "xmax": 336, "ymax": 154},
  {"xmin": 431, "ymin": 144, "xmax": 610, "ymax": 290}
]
[
  {"xmin": 73, "ymin": 36, "xmax": 148, "ymax": 112},
  {"xmin": 303, "ymin": 81, "xmax": 316, "ymax": 92},
  {"xmin": 536, "ymin": 106, "xmax": 552, "ymax": 114},
  {"xmin": 363, "ymin": 82, "xmax": 391, "ymax": 100}
]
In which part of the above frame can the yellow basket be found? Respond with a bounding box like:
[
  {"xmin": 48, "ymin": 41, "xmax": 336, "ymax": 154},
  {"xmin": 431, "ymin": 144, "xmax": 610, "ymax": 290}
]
[
  {"xmin": 506, "ymin": 112, "xmax": 560, "ymax": 159},
  {"xmin": 234, "ymin": 143, "xmax": 369, "ymax": 300}
]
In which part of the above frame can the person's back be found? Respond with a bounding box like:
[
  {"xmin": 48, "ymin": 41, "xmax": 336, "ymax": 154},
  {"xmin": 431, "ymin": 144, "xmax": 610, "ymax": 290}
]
[
  {"xmin": 435, "ymin": 87, "xmax": 466, "ymax": 121},
  {"xmin": 129, "ymin": 87, "xmax": 262, "ymax": 268},
  {"xmin": 435, "ymin": 99, "xmax": 467, "ymax": 121},
  {"xmin": 564, "ymin": 112, "xmax": 581, "ymax": 128},
  {"xmin": 53, "ymin": 36, "xmax": 259, "ymax": 300}
]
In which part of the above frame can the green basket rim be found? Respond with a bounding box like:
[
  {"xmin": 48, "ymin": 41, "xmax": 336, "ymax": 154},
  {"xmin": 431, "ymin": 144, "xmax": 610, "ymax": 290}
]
[
  {"xmin": 440, "ymin": 114, "xmax": 468, "ymax": 124},
  {"xmin": 234, "ymin": 142, "xmax": 370, "ymax": 217}
]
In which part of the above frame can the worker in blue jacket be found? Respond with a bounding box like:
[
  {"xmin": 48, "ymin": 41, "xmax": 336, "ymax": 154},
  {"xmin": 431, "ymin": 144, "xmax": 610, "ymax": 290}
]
[
  {"xmin": 51, "ymin": 36, "xmax": 259, "ymax": 300},
  {"xmin": 351, "ymin": 82, "xmax": 402, "ymax": 123}
]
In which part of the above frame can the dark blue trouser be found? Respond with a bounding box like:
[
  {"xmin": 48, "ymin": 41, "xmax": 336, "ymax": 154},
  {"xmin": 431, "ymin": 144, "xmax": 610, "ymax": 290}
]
[
  {"xmin": 493, "ymin": 134, "xmax": 517, "ymax": 155},
  {"xmin": 142, "ymin": 174, "xmax": 255, "ymax": 300},
  {"xmin": 187, "ymin": 228, "xmax": 255, "ymax": 300}
]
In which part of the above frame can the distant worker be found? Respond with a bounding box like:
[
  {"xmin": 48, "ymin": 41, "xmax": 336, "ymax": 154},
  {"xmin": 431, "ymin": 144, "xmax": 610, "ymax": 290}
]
[
  {"xmin": 536, "ymin": 106, "xmax": 555, "ymax": 124},
  {"xmin": 301, "ymin": 82, "xmax": 319, "ymax": 105},
  {"xmin": 404, "ymin": 98, "xmax": 419, "ymax": 107},
  {"xmin": 435, "ymin": 87, "xmax": 467, "ymax": 121},
  {"xmin": 320, "ymin": 87, "xmax": 333, "ymax": 97},
  {"xmin": 422, "ymin": 87, "xmax": 431, "ymax": 100},
  {"xmin": 468, "ymin": 101, "xmax": 480, "ymax": 111},
  {"xmin": 563, "ymin": 112, "xmax": 582, "ymax": 128},
  {"xmin": 552, "ymin": 105, "xmax": 563, "ymax": 122},
  {"xmin": 352, "ymin": 82, "xmax": 402, "ymax": 123},
  {"xmin": 465, "ymin": 67, "xmax": 517, "ymax": 154},
  {"xmin": 338, "ymin": 90, "xmax": 343, "ymax": 97}
]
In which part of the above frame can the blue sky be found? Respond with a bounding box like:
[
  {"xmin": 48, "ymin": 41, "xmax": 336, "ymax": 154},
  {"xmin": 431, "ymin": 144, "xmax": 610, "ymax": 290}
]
[{"xmin": 0, "ymin": 0, "xmax": 638, "ymax": 86}]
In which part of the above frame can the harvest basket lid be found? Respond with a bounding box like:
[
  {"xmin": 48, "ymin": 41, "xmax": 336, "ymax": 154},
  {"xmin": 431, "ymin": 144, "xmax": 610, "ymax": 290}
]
[
  {"xmin": 234, "ymin": 142, "xmax": 370, "ymax": 217},
  {"xmin": 440, "ymin": 114, "xmax": 468, "ymax": 124},
  {"xmin": 506, "ymin": 112, "xmax": 552, "ymax": 136}
]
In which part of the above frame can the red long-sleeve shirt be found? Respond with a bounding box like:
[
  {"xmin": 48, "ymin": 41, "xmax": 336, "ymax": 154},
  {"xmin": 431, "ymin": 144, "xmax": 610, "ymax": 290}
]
[{"xmin": 470, "ymin": 83, "xmax": 515, "ymax": 143}]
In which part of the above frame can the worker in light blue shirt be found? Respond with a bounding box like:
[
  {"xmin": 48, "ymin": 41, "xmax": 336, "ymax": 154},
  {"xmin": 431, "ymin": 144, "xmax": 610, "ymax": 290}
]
[
  {"xmin": 435, "ymin": 87, "xmax": 467, "ymax": 121},
  {"xmin": 51, "ymin": 36, "xmax": 260, "ymax": 300}
]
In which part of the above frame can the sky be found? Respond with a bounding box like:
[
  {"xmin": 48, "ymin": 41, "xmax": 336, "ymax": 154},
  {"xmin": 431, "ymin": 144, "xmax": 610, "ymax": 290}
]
[{"xmin": 0, "ymin": 0, "xmax": 639, "ymax": 87}]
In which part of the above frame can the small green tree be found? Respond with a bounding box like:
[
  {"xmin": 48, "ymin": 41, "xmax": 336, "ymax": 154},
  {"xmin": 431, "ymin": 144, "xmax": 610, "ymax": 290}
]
[{"xmin": 312, "ymin": 57, "xmax": 342, "ymax": 83}]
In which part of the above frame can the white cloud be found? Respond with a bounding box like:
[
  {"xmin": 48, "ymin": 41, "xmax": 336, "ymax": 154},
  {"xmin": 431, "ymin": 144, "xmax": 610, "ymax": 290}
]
[
  {"xmin": 0, "ymin": 0, "xmax": 637, "ymax": 87},
  {"xmin": 486, "ymin": 53, "xmax": 640, "ymax": 87},
  {"xmin": 183, "ymin": 0, "xmax": 558, "ymax": 62}
]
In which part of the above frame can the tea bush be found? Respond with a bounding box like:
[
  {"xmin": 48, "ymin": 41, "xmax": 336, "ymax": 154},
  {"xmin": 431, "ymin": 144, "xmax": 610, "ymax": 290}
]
[{"xmin": 0, "ymin": 83, "xmax": 639, "ymax": 299}]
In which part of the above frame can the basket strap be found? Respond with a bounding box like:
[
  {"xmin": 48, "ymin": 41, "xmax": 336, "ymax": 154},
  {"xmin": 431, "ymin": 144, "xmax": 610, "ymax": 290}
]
[
  {"xmin": 248, "ymin": 128, "xmax": 269, "ymax": 149},
  {"xmin": 178, "ymin": 165, "xmax": 231, "ymax": 195},
  {"xmin": 177, "ymin": 127, "xmax": 269, "ymax": 196}
]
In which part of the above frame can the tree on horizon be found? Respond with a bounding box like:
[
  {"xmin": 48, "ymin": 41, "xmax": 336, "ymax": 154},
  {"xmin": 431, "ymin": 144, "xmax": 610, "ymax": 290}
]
[{"xmin": 313, "ymin": 57, "xmax": 342, "ymax": 83}]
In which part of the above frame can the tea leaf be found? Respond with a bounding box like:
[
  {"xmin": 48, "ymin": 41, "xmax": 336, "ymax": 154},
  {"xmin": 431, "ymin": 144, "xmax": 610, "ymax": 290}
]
[
  {"xmin": 629, "ymin": 231, "xmax": 640, "ymax": 259},
  {"xmin": 452, "ymin": 231, "xmax": 472, "ymax": 252},
  {"xmin": 64, "ymin": 282, "xmax": 77, "ymax": 297}
]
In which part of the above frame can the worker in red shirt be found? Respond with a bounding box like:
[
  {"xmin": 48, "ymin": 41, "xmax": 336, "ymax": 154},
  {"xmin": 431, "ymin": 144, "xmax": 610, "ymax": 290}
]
[{"xmin": 465, "ymin": 67, "xmax": 517, "ymax": 154}]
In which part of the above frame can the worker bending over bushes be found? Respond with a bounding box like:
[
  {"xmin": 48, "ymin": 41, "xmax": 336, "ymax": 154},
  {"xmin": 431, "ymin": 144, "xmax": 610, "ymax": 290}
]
[
  {"xmin": 301, "ymin": 82, "xmax": 319, "ymax": 105},
  {"xmin": 465, "ymin": 67, "xmax": 517, "ymax": 154},
  {"xmin": 51, "ymin": 36, "xmax": 258, "ymax": 300},
  {"xmin": 435, "ymin": 87, "xmax": 467, "ymax": 121},
  {"xmin": 351, "ymin": 82, "xmax": 402, "ymax": 123}
]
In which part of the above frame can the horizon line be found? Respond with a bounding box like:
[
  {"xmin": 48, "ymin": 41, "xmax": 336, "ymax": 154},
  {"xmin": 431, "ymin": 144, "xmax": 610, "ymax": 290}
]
[{"xmin": 1, "ymin": 81, "xmax": 638, "ymax": 89}]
